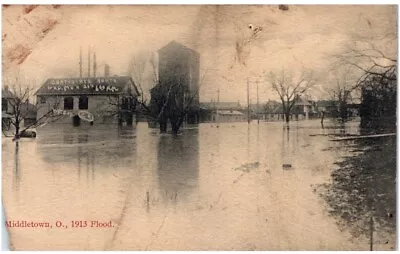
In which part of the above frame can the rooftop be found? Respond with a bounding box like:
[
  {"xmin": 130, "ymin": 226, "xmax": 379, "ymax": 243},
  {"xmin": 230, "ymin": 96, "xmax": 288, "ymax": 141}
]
[
  {"xmin": 35, "ymin": 76, "xmax": 140, "ymax": 96},
  {"xmin": 158, "ymin": 40, "xmax": 199, "ymax": 56},
  {"xmin": 200, "ymin": 101, "xmax": 242, "ymax": 110},
  {"xmin": 2, "ymin": 87, "xmax": 14, "ymax": 98},
  {"xmin": 216, "ymin": 110, "xmax": 243, "ymax": 116}
]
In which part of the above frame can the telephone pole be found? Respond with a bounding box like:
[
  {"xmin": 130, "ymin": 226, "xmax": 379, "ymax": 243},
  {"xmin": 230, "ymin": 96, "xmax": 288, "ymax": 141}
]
[
  {"xmin": 247, "ymin": 78, "xmax": 250, "ymax": 124},
  {"xmin": 79, "ymin": 47, "xmax": 82, "ymax": 77},
  {"xmin": 88, "ymin": 46, "xmax": 91, "ymax": 77},
  {"xmin": 256, "ymin": 80, "xmax": 259, "ymax": 124},
  {"xmin": 93, "ymin": 52, "xmax": 97, "ymax": 77},
  {"xmin": 217, "ymin": 88, "xmax": 220, "ymax": 127}
]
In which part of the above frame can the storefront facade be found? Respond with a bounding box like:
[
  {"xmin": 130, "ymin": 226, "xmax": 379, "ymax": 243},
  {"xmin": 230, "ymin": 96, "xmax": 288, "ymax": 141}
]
[{"xmin": 35, "ymin": 76, "xmax": 140, "ymax": 125}]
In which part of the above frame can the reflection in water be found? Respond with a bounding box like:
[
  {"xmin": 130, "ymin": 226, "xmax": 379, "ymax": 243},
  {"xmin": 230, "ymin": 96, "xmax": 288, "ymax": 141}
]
[
  {"xmin": 36, "ymin": 125, "xmax": 137, "ymax": 183},
  {"xmin": 156, "ymin": 130, "xmax": 199, "ymax": 205},
  {"xmin": 282, "ymin": 126, "xmax": 291, "ymax": 169},
  {"xmin": 78, "ymin": 134, "xmax": 89, "ymax": 143},
  {"xmin": 117, "ymin": 126, "xmax": 137, "ymax": 139},
  {"xmin": 12, "ymin": 142, "xmax": 20, "ymax": 198},
  {"xmin": 4, "ymin": 120, "xmax": 394, "ymax": 250},
  {"xmin": 281, "ymin": 125, "xmax": 301, "ymax": 170}
]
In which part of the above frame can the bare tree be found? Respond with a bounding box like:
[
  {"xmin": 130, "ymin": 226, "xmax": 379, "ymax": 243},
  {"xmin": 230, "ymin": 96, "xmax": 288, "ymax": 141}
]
[
  {"xmin": 328, "ymin": 66, "xmax": 361, "ymax": 121},
  {"xmin": 334, "ymin": 34, "xmax": 397, "ymax": 86},
  {"xmin": 150, "ymin": 69, "xmax": 208, "ymax": 135},
  {"xmin": 333, "ymin": 29, "xmax": 397, "ymax": 130},
  {"xmin": 2, "ymin": 76, "xmax": 60, "ymax": 140},
  {"xmin": 2, "ymin": 78, "xmax": 32, "ymax": 138},
  {"xmin": 266, "ymin": 69, "xmax": 316, "ymax": 124}
]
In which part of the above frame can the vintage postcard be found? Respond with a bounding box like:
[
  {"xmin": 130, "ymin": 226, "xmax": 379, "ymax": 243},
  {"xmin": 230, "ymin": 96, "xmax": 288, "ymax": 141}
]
[{"xmin": 1, "ymin": 4, "xmax": 397, "ymax": 251}]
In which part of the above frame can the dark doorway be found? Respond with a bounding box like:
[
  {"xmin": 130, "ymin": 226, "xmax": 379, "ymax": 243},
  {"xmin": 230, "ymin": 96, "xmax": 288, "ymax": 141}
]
[
  {"xmin": 64, "ymin": 97, "xmax": 74, "ymax": 110},
  {"xmin": 79, "ymin": 96, "xmax": 89, "ymax": 110}
]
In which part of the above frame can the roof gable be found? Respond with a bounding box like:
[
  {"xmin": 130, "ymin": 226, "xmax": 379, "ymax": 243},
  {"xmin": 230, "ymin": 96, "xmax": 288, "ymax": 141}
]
[
  {"xmin": 158, "ymin": 40, "xmax": 199, "ymax": 56},
  {"xmin": 2, "ymin": 88, "xmax": 14, "ymax": 98},
  {"xmin": 200, "ymin": 101, "xmax": 242, "ymax": 109}
]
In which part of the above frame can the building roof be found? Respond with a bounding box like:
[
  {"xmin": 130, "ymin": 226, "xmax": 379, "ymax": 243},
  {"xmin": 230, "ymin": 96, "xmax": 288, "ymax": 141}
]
[
  {"xmin": 200, "ymin": 101, "xmax": 242, "ymax": 110},
  {"xmin": 216, "ymin": 110, "xmax": 243, "ymax": 116},
  {"xmin": 316, "ymin": 100, "xmax": 336, "ymax": 108},
  {"xmin": 1, "ymin": 87, "xmax": 14, "ymax": 98},
  {"xmin": 264, "ymin": 100, "xmax": 282, "ymax": 114},
  {"xmin": 35, "ymin": 76, "xmax": 140, "ymax": 96},
  {"xmin": 294, "ymin": 96, "xmax": 312, "ymax": 106},
  {"xmin": 158, "ymin": 40, "xmax": 199, "ymax": 56}
]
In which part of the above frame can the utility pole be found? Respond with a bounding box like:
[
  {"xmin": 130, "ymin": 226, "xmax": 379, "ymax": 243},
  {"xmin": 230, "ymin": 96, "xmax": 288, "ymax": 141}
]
[
  {"xmin": 256, "ymin": 80, "xmax": 259, "ymax": 124},
  {"xmin": 88, "ymin": 46, "xmax": 91, "ymax": 77},
  {"xmin": 79, "ymin": 47, "xmax": 83, "ymax": 78},
  {"xmin": 247, "ymin": 78, "xmax": 250, "ymax": 124},
  {"xmin": 93, "ymin": 52, "xmax": 97, "ymax": 77},
  {"xmin": 217, "ymin": 88, "xmax": 220, "ymax": 127}
]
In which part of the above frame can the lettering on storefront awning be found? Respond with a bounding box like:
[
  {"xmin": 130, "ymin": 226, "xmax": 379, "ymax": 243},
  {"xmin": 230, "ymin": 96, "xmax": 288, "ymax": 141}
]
[{"xmin": 47, "ymin": 78, "xmax": 120, "ymax": 93}]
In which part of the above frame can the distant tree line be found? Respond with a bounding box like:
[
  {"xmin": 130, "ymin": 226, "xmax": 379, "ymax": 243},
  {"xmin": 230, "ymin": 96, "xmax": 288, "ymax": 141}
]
[
  {"xmin": 359, "ymin": 72, "xmax": 396, "ymax": 132},
  {"xmin": 334, "ymin": 31, "xmax": 397, "ymax": 131}
]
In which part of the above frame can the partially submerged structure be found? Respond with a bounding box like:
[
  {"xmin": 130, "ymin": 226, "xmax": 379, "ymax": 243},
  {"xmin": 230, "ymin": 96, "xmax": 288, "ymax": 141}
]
[
  {"xmin": 35, "ymin": 76, "xmax": 140, "ymax": 125},
  {"xmin": 2, "ymin": 86, "xmax": 37, "ymax": 130},
  {"xmin": 149, "ymin": 41, "xmax": 200, "ymax": 130}
]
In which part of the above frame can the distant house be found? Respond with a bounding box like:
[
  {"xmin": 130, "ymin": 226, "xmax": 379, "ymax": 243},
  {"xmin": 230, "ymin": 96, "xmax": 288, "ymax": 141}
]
[
  {"xmin": 20, "ymin": 102, "xmax": 37, "ymax": 126},
  {"xmin": 264, "ymin": 100, "xmax": 284, "ymax": 121},
  {"xmin": 199, "ymin": 101, "xmax": 244, "ymax": 122},
  {"xmin": 263, "ymin": 96, "xmax": 320, "ymax": 121},
  {"xmin": 292, "ymin": 95, "xmax": 319, "ymax": 119},
  {"xmin": 35, "ymin": 76, "xmax": 140, "ymax": 125},
  {"xmin": 316, "ymin": 100, "xmax": 337, "ymax": 117},
  {"xmin": 200, "ymin": 101, "xmax": 242, "ymax": 111},
  {"xmin": 215, "ymin": 110, "xmax": 245, "ymax": 122},
  {"xmin": 249, "ymin": 103, "xmax": 266, "ymax": 120},
  {"xmin": 2, "ymin": 86, "xmax": 13, "ymax": 114},
  {"xmin": 2, "ymin": 86, "xmax": 14, "ymax": 130},
  {"xmin": 2, "ymin": 86, "xmax": 38, "ymax": 130},
  {"xmin": 315, "ymin": 100, "xmax": 360, "ymax": 119}
]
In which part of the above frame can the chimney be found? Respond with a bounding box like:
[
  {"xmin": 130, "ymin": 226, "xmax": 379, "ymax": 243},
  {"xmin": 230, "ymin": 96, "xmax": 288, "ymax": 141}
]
[
  {"xmin": 93, "ymin": 52, "xmax": 97, "ymax": 77},
  {"xmin": 79, "ymin": 46, "xmax": 82, "ymax": 77},
  {"xmin": 104, "ymin": 64, "xmax": 110, "ymax": 77},
  {"xmin": 88, "ymin": 46, "xmax": 91, "ymax": 77}
]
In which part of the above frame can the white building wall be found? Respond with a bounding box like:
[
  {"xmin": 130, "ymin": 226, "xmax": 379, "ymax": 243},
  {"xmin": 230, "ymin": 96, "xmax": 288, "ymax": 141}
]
[{"xmin": 36, "ymin": 95, "xmax": 120, "ymax": 124}]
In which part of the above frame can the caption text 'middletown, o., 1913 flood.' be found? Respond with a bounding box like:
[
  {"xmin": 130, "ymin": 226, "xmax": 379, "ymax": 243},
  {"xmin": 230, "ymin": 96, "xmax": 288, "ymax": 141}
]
[{"xmin": 5, "ymin": 220, "xmax": 115, "ymax": 229}]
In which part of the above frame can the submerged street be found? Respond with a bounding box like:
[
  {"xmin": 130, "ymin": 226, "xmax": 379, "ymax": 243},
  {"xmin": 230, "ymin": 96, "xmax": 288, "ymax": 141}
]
[{"xmin": 2, "ymin": 120, "xmax": 396, "ymax": 250}]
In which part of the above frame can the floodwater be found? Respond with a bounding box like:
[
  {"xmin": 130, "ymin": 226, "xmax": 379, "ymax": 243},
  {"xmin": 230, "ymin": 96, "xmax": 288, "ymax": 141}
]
[{"xmin": 1, "ymin": 120, "xmax": 395, "ymax": 250}]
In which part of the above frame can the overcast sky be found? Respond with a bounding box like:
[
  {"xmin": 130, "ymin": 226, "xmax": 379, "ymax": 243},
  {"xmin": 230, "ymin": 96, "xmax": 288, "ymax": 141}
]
[{"xmin": 2, "ymin": 5, "xmax": 397, "ymax": 103}]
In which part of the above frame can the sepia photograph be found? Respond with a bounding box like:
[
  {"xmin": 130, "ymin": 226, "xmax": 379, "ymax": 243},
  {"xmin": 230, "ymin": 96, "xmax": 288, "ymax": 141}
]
[{"xmin": 1, "ymin": 3, "xmax": 398, "ymax": 251}]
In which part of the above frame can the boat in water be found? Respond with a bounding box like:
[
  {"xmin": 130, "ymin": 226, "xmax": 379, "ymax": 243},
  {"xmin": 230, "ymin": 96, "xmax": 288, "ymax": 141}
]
[{"xmin": 78, "ymin": 111, "xmax": 94, "ymax": 122}]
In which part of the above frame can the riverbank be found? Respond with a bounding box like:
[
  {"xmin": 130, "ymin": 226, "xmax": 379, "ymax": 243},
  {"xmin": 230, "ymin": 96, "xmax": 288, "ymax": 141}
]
[{"xmin": 316, "ymin": 135, "xmax": 396, "ymax": 250}]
